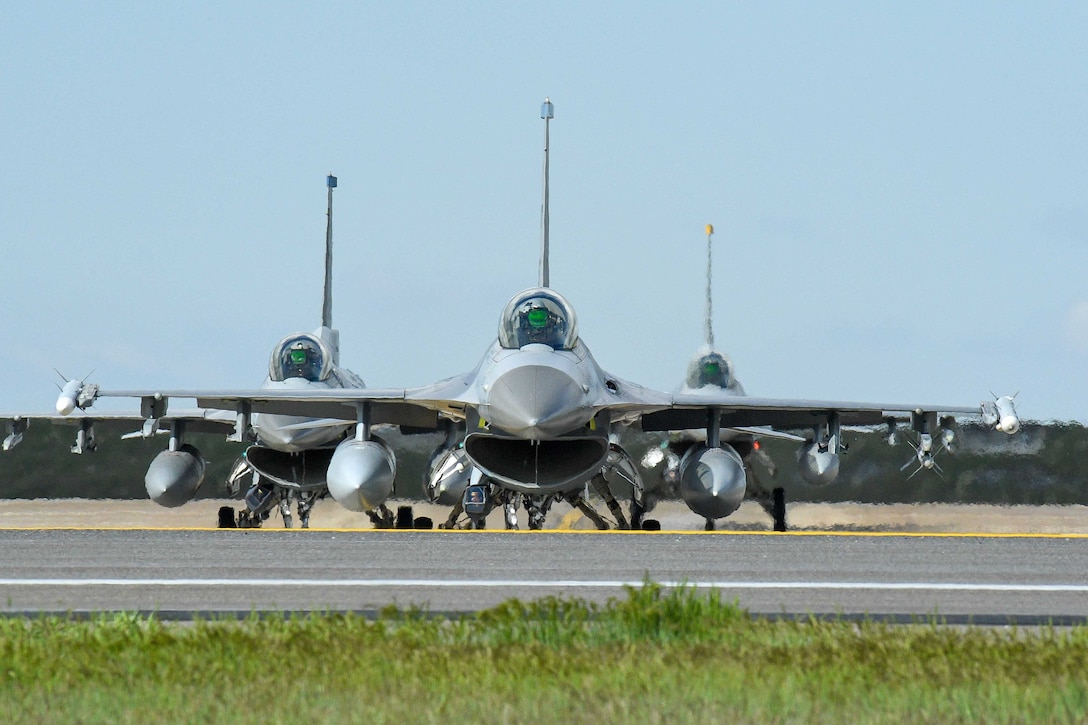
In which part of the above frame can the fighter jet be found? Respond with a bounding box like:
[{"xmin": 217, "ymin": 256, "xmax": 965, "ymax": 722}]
[
  {"xmin": 38, "ymin": 175, "xmax": 431, "ymax": 529},
  {"xmin": 639, "ymin": 223, "xmax": 797, "ymax": 531},
  {"xmin": 54, "ymin": 99, "xmax": 1022, "ymax": 530}
]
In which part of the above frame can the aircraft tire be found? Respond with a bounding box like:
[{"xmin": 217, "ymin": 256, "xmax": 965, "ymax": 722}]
[
  {"xmin": 413, "ymin": 516, "xmax": 433, "ymax": 530},
  {"xmin": 772, "ymin": 487, "xmax": 787, "ymax": 532},
  {"xmin": 395, "ymin": 505, "xmax": 414, "ymax": 529},
  {"xmin": 217, "ymin": 506, "xmax": 237, "ymax": 529},
  {"xmin": 641, "ymin": 519, "xmax": 661, "ymax": 531}
]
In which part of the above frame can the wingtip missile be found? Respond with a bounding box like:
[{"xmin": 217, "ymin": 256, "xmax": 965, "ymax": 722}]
[
  {"xmin": 982, "ymin": 395, "xmax": 1021, "ymax": 435},
  {"xmin": 55, "ymin": 378, "xmax": 98, "ymax": 416},
  {"xmin": 56, "ymin": 379, "xmax": 81, "ymax": 415}
]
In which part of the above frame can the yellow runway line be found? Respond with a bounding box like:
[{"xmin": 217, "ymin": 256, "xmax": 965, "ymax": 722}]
[{"xmin": 3, "ymin": 526, "xmax": 1087, "ymax": 539}]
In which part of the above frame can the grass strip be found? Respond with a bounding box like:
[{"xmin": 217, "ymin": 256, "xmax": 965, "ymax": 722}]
[{"xmin": 1, "ymin": 582, "xmax": 1086, "ymax": 723}]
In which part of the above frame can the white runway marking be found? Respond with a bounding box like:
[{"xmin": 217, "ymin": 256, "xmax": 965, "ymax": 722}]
[{"xmin": 1, "ymin": 579, "xmax": 1087, "ymax": 593}]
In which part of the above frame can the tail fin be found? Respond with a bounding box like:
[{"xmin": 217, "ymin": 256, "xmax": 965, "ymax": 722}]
[
  {"xmin": 539, "ymin": 97, "xmax": 554, "ymax": 288},
  {"xmin": 704, "ymin": 223, "xmax": 714, "ymax": 347},
  {"xmin": 322, "ymin": 173, "xmax": 336, "ymax": 329},
  {"xmin": 320, "ymin": 174, "xmax": 339, "ymax": 363}
]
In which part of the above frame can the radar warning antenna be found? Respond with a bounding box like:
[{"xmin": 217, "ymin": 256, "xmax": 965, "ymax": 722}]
[{"xmin": 539, "ymin": 97, "xmax": 554, "ymax": 288}]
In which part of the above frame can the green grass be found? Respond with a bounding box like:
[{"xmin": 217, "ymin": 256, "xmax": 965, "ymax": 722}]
[{"xmin": 1, "ymin": 583, "xmax": 1086, "ymax": 723}]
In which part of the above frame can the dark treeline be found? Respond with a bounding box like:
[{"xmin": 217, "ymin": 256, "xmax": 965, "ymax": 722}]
[{"xmin": 1, "ymin": 420, "xmax": 1085, "ymax": 506}]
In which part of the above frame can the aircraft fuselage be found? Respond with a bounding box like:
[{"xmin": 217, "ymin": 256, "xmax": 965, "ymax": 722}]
[{"xmin": 462, "ymin": 340, "xmax": 612, "ymax": 494}]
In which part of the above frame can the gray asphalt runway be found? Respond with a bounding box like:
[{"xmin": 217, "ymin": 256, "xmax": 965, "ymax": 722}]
[{"xmin": 2, "ymin": 529, "xmax": 1086, "ymax": 622}]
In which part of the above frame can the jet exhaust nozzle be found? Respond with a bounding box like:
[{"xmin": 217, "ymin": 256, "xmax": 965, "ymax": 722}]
[
  {"xmin": 145, "ymin": 443, "xmax": 206, "ymax": 507},
  {"xmin": 326, "ymin": 437, "xmax": 396, "ymax": 512},
  {"xmin": 679, "ymin": 445, "xmax": 747, "ymax": 520}
]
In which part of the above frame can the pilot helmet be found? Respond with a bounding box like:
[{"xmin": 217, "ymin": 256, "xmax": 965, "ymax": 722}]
[
  {"xmin": 520, "ymin": 300, "xmax": 556, "ymax": 337},
  {"xmin": 281, "ymin": 341, "xmax": 318, "ymax": 380},
  {"xmin": 289, "ymin": 342, "xmax": 308, "ymax": 365}
]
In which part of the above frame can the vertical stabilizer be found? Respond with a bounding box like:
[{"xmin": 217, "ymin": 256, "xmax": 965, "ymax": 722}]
[
  {"xmin": 704, "ymin": 223, "xmax": 714, "ymax": 347},
  {"xmin": 322, "ymin": 174, "xmax": 337, "ymax": 330},
  {"xmin": 539, "ymin": 98, "xmax": 554, "ymax": 288}
]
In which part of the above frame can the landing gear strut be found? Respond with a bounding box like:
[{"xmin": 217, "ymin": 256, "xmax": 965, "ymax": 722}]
[
  {"xmin": 366, "ymin": 504, "xmax": 396, "ymax": 529},
  {"xmin": 747, "ymin": 453, "xmax": 787, "ymax": 532}
]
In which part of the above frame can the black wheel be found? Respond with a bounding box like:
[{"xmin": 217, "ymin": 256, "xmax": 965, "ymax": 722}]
[
  {"xmin": 641, "ymin": 519, "xmax": 661, "ymax": 531},
  {"xmin": 413, "ymin": 516, "xmax": 433, "ymax": 530},
  {"xmin": 772, "ymin": 487, "xmax": 787, "ymax": 532},
  {"xmin": 395, "ymin": 505, "xmax": 414, "ymax": 529},
  {"xmin": 217, "ymin": 506, "xmax": 237, "ymax": 529}
]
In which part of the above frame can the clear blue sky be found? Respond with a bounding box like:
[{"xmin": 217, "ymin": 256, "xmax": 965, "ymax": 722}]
[{"xmin": 3, "ymin": 3, "xmax": 1086, "ymax": 422}]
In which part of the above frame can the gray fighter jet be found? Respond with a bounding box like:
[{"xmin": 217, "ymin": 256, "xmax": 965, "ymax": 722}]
[
  {"xmin": 54, "ymin": 100, "xmax": 1022, "ymax": 530},
  {"xmin": 639, "ymin": 223, "xmax": 795, "ymax": 531},
  {"xmin": 30, "ymin": 175, "xmax": 424, "ymax": 529}
]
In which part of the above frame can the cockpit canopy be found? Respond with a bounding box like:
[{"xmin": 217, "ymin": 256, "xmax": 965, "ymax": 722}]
[
  {"xmin": 498, "ymin": 288, "xmax": 579, "ymax": 351},
  {"xmin": 269, "ymin": 333, "xmax": 332, "ymax": 382},
  {"xmin": 686, "ymin": 350, "xmax": 734, "ymax": 390}
]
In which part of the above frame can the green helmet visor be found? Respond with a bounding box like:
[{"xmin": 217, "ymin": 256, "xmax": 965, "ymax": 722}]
[{"xmin": 527, "ymin": 307, "xmax": 549, "ymax": 328}]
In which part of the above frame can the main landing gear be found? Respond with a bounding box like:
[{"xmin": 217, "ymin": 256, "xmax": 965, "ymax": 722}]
[
  {"xmin": 367, "ymin": 505, "xmax": 433, "ymax": 530},
  {"xmin": 699, "ymin": 488, "xmax": 783, "ymax": 532},
  {"xmin": 216, "ymin": 487, "xmax": 327, "ymax": 529}
]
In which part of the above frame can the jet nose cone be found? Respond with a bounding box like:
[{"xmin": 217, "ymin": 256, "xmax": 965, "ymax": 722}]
[
  {"xmin": 256, "ymin": 415, "xmax": 307, "ymax": 450},
  {"xmin": 486, "ymin": 363, "xmax": 588, "ymax": 438},
  {"xmin": 253, "ymin": 378, "xmax": 347, "ymax": 452}
]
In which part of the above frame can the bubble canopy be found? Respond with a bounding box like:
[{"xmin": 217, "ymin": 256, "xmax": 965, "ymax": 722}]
[
  {"xmin": 498, "ymin": 288, "xmax": 579, "ymax": 350},
  {"xmin": 686, "ymin": 350, "xmax": 733, "ymax": 390},
  {"xmin": 269, "ymin": 334, "xmax": 331, "ymax": 382}
]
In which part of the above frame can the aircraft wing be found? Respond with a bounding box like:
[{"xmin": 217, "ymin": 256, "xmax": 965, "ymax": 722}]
[
  {"xmin": 79, "ymin": 372, "xmax": 677, "ymax": 428},
  {"xmin": 58, "ymin": 381, "xmax": 1016, "ymax": 440},
  {"xmin": 640, "ymin": 392, "xmax": 1011, "ymax": 433},
  {"xmin": 65, "ymin": 386, "xmax": 443, "ymax": 429},
  {"xmin": 1, "ymin": 408, "xmax": 238, "ymax": 453}
]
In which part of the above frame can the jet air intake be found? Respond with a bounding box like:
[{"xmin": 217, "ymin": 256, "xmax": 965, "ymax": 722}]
[
  {"xmin": 244, "ymin": 446, "xmax": 335, "ymax": 492},
  {"xmin": 464, "ymin": 435, "xmax": 609, "ymax": 493},
  {"xmin": 464, "ymin": 408, "xmax": 610, "ymax": 493}
]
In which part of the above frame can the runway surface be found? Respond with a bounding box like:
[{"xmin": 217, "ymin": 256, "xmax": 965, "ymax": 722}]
[{"xmin": 2, "ymin": 528, "xmax": 1087, "ymax": 623}]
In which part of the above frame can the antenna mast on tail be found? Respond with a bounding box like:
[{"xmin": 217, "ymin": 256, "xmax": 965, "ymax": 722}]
[
  {"xmin": 322, "ymin": 174, "xmax": 337, "ymax": 329},
  {"xmin": 705, "ymin": 223, "xmax": 714, "ymax": 347},
  {"xmin": 539, "ymin": 97, "xmax": 554, "ymax": 288}
]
